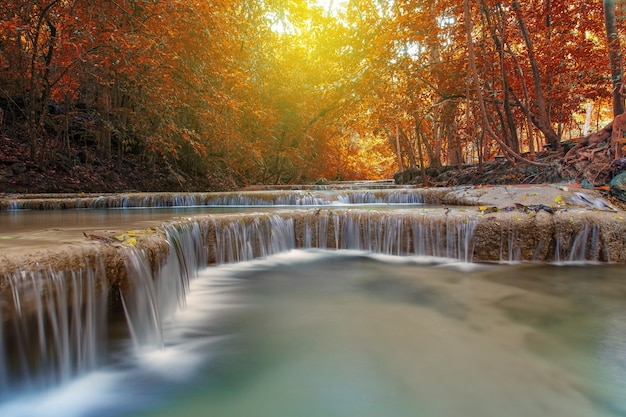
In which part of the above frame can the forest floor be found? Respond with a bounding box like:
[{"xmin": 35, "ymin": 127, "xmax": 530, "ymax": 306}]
[
  {"xmin": 0, "ymin": 133, "xmax": 239, "ymax": 193},
  {"xmin": 395, "ymin": 153, "xmax": 626, "ymax": 210}
]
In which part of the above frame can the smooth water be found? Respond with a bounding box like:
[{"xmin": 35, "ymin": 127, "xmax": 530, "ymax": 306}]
[{"xmin": 2, "ymin": 250, "xmax": 625, "ymax": 417}]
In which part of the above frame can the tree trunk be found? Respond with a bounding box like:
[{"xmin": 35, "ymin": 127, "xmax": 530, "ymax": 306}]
[
  {"xmin": 604, "ymin": 0, "xmax": 625, "ymax": 117},
  {"xmin": 511, "ymin": 0, "xmax": 560, "ymax": 150},
  {"xmin": 26, "ymin": 0, "xmax": 60, "ymax": 163},
  {"xmin": 414, "ymin": 130, "xmax": 429, "ymax": 186},
  {"xmin": 399, "ymin": 128, "xmax": 417, "ymax": 168},
  {"xmin": 463, "ymin": 0, "xmax": 548, "ymax": 167},
  {"xmin": 394, "ymin": 124, "xmax": 404, "ymax": 172},
  {"xmin": 442, "ymin": 101, "xmax": 461, "ymax": 166}
]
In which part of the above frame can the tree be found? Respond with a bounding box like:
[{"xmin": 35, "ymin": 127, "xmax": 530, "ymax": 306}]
[
  {"xmin": 0, "ymin": 0, "xmax": 622, "ymax": 187},
  {"xmin": 604, "ymin": 0, "xmax": 625, "ymax": 116}
]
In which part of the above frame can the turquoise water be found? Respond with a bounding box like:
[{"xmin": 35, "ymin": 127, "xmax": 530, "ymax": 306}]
[{"xmin": 2, "ymin": 250, "xmax": 626, "ymax": 417}]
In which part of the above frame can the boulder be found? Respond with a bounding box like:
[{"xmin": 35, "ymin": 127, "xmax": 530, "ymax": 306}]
[{"xmin": 610, "ymin": 171, "xmax": 626, "ymax": 202}]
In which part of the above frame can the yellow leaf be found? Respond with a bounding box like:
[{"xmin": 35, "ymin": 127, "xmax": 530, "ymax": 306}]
[
  {"xmin": 115, "ymin": 235, "xmax": 125, "ymax": 241},
  {"xmin": 127, "ymin": 237, "xmax": 137, "ymax": 246},
  {"xmin": 554, "ymin": 195, "xmax": 563, "ymax": 203},
  {"xmin": 617, "ymin": 216, "xmax": 624, "ymax": 221},
  {"xmin": 514, "ymin": 217, "xmax": 523, "ymax": 221},
  {"xmin": 479, "ymin": 206, "xmax": 498, "ymax": 213}
]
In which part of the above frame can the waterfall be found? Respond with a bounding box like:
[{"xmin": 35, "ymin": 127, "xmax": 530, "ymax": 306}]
[
  {"xmin": 118, "ymin": 210, "xmax": 478, "ymax": 353},
  {"xmin": 122, "ymin": 248, "xmax": 165, "ymax": 350},
  {"xmin": 555, "ymin": 221, "xmax": 604, "ymax": 263},
  {"xmin": 200, "ymin": 210, "xmax": 477, "ymax": 263},
  {"xmin": 499, "ymin": 224, "xmax": 522, "ymax": 263},
  {"xmin": 567, "ymin": 223, "xmax": 602, "ymax": 262},
  {"xmin": 1, "ymin": 190, "xmax": 427, "ymax": 210},
  {"xmin": 0, "ymin": 263, "xmax": 108, "ymax": 399},
  {"xmin": 121, "ymin": 222, "xmax": 208, "ymax": 351},
  {"xmin": 1, "ymin": 206, "xmax": 623, "ymax": 402},
  {"xmin": 209, "ymin": 215, "xmax": 296, "ymax": 264}
]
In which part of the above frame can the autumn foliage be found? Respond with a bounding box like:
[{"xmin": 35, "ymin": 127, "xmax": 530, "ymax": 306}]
[{"xmin": 0, "ymin": 0, "xmax": 623, "ymax": 186}]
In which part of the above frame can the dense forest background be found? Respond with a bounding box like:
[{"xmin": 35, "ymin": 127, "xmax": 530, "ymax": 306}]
[{"xmin": 0, "ymin": 0, "xmax": 625, "ymax": 192}]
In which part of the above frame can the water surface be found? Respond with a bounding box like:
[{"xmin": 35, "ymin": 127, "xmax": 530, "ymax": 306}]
[{"xmin": 4, "ymin": 250, "xmax": 624, "ymax": 417}]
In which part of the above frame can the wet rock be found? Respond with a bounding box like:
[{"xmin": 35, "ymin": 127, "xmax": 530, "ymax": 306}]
[
  {"xmin": 610, "ymin": 172, "xmax": 626, "ymax": 202},
  {"xmin": 580, "ymin": 179, "xmax": 594, "ymax": 190},
  {"xmin": 612, "ymin": 157, "xmax": 626, "ymax": 173}
]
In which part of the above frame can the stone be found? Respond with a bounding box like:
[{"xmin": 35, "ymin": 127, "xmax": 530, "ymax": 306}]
[
  {"xmin": 610, "ymin": 171, "xmax": 626, "ymax": 202},
  {"xmin": 580, "ymin": 179, "xmax": 594, "ymax": 190},
  {"xmin": 612, "ymin": 157, "xmax": 626, "ymax": 173}
]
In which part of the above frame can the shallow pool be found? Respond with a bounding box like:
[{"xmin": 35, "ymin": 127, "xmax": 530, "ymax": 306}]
[{"xmin": 3, "ymin": 250, "xmax": 625, "ymax": 417}]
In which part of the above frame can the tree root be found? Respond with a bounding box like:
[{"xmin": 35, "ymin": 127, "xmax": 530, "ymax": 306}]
[{"xmin": 562, "ymin": 114, "xmax": 626, "ymax": 186}]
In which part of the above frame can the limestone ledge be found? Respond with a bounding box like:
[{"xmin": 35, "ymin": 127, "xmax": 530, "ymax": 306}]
[{"xmin": 1, "ymin": 186, "xmax": 625, "ymax": 321}]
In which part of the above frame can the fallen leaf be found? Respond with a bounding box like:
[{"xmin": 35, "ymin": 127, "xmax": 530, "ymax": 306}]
[
  {"xmin": 83, "ymin": 232, "xmax": 116, "ymax": 244},
  {"xmin": 479, "ymin": 206, "xmax": 498, "ymax": 213}
]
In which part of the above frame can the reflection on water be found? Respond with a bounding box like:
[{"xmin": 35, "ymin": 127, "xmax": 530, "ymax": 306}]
[
  {"xmin": 0, "ymin": 206, "xmax": 262, "ymax": 234},
  {"xmin": 2, "ymin": 251, "xmax": 626, "ymax": 417}
]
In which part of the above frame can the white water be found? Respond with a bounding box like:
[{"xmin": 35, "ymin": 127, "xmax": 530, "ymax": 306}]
[
  {"xmin": 3, "ymin": 250, "xmax": 626, "ymax": 417},
  {"xmin": 0, "ymin": 265, "xmax": 108, "ymax": 400},
  {"xmin": 3, "ymin": 189, "xmax": 426, "ymax": 210},
  {"xmin": 1, "ymin": 203, "xmax": 625, "ymax": 416}
]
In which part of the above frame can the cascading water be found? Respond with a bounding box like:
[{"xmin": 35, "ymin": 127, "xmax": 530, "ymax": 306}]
[
  {"xmin": 554, "ymin": 220, "xmax": 605, "ymax": 263},
  {"xmin": 121, "ymin": 222, "xmax": 208, "ymax": 351},
  {"xmin": 1, "ymin": 189, "xmax": 427, "ymax": 210},
  {"xmin": 0, "ymin": 263, "xmax": 108, "ymax": 400},
  {"xmin": 0, "ymin": 186, "xmax": 625, "ymax": 416},
  {"xmin": 0, "ymin": 210, "xmax": 479, "ymax": 378}
]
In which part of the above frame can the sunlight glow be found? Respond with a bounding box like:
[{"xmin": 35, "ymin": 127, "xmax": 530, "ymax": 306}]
[{"xmin": 315, "ymin": 0, "xmax": 348, "ymax": 16}]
